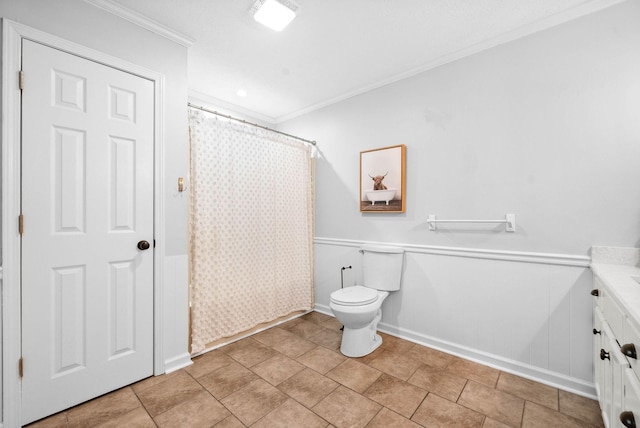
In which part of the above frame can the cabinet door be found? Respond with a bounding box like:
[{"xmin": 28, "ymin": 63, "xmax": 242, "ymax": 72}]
[
  {"xmin": 612, "ymin": 342, "xmax": 628, "ymax": 428},
  {"xmin": 600, "ymin": 324, "xmax": 628, "ymax": 428},
  {"xmin": 622, "ymin": 369, "xmax": 640, "ymax": 428},
  {"xmin": 595, "ymin": 307, "xmax": 606, "ymax": 400}
]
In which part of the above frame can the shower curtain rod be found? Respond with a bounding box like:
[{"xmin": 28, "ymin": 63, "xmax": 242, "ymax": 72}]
[{"xmin": 188, "ymin": 103, "xmax": 317, "ymax": 146}]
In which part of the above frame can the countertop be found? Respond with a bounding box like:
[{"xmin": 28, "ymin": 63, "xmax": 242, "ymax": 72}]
[{"xmin": 590, "ymin": 246, "xmax": 640, "ymax": 333}]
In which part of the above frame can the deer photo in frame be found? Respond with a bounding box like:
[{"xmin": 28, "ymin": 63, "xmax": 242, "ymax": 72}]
[{"xmin": 360, "ymin": 144, "xmax": 406, "ymax": 212}]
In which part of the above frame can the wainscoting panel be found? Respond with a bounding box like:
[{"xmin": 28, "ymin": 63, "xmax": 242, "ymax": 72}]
[{"xmin": 314, "ymin": 238, "xmax": 595, "ymax": 397}]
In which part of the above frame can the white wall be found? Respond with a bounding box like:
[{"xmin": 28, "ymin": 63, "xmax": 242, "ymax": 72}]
[
  {"xmin": 0, "ymin": 0, "xmax": 191, "ymax": 424},
  {"xmin": 281, "ymin": 0, "xmax": 640, "ymax": 396}
]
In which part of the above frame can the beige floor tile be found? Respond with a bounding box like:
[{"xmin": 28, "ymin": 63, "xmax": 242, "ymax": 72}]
[
  {"xmin": 326, "ymin": 358, "xmax": 382, "ymax": 393},
  {"xmin": 366, "ymin": 407, "xmax": 423, "ymax": 428},
  {"xmin": 66, "ymin": 387, "xmax": 142, "ymax": 428},
  {"xmin": 278, "ymin": 368, "xmax": 339, "ymax": 408},
  {"xmin": 458, "ymin": 381, "xmax": 524, "ymax": 428},
  {"xmin": 379, "ymin": 333, "xmax": 416, "ymax": 353},
  {"xmin": 252, "ymin": 399, "xmax": 329, "ymax": 428},
  {"xmin": 308, "ymin": 328, "xmax": 343, "ymax": 351},
  {"xmin": 96, "ymin": 407, "xmax": 155, "ymax": 428},
  {"xmin": 251, "ymin": 352, "xmax": 305, "ymax": 385},
  {"xmin": 446, "ymin": 357, "xmax": 500, "ymax": 387},
  {"xmin": 271, "ymin": 333, "xmax": 318, "ymax": 358},
  {"xmin": 213, "ymin": 415, "xmax": 245, "ymax": 428},
  {"xmin": 302, "ymin": 311, "xmax": 332, "ymax": 324},
  {"xmin": 198, "ymin": 360, "xmax": 259, "ymax": 399},
  {"xmin": 278, "ymin": 317, "xmax": 305, "ymax": 330},
  {"xmin": 285, "ymin": 319, "xmax": 328, "ymax": 339},
  {"xmin": 405, "ymin": 344, "xmax": 456, "ymax": 370},
  {"xmin": 221, "ymin": 379, "xmax": 289, "ymax": 426},
  {"xmin": 522, "ymin": 401, "xmax": 596, "ymax": 428},
  {"xmin": 353, "ymin": 345, "xmax": 386, "ymax": 365},
  {"xmin": 483, "ymin": 417, "xmax": 513, "ymax": 428},
  {"xmin": 368, "ymin": 349, "xmax": 422, "ymax": 381},
  {"xmin": 497, "ymin": 372, "xmax": 558, "ymax": 410},
  {"xmin": 312, "ymin": 386, "xmax": 381, "ymax": 428},
  {"xmin": 363, "ymin": 374, "xmax": 427, "ymax": 418},
  {"xmin": 253, "ymin": 327, "xmax": 298, "ymax": 347},
  {"xmin": 33, "ymin": 319, "xmax": 602, "ymax": 428},
  {"xmin": 411, "ymin": 393, "xmax": 484, "ymax": 428},
  {"xmin": 185, "ymin": 350, "xmax": 234, "ymax": 379},
  {"xmin": 131, "ymin": 370, "xmax": 181, "ymax": 394},
  {"xmin": 220, "ymin": 337, "xmax": 277, "ymax": 367},
  {"xmin": 558, "ymin": 390, "xmax": 604, "ymax": 427},
  {"xmin": 26, "ymin": 412, "xmax": 68, "ymax": 428},
  {"xmin": 135, "ymin": 371, "xmax": 204, "ymax": 417},
  {"xmin": 296, "ymin": 346, "xmax": 346, "ymax": 374},
  {"xmin": 153, "ymin": 390, "xmax": 229, "ymax": 428},
  {"xmin": 407, "ymin": 364, "xmax": 467, "ymax": 402},
  {"xmin": 320, "ymin": 317, "xmax": 343, "ymax": 331}
]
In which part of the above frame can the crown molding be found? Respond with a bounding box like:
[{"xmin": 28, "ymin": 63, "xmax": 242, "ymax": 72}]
[
  {"xmin": 276, "ymin": 0, "xmax": 628, "ymax": 123},
  {"xmin": 84, "ymin": 0, "xmax": 195, "ymax": 47}
]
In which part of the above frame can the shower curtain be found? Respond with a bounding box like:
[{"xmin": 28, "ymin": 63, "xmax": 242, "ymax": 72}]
[{"xmin": 188, "ymin": 109, "xmax": 314, "ymax": 353}]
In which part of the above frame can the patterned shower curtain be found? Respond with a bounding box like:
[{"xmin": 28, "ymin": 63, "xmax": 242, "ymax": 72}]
[{"xmin": 188, "ymin": 109, "xmax": 314, "ymax": 353}]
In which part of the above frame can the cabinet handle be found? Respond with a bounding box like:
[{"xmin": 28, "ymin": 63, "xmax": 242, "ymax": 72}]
[
  {"xmin": 600, "ymin": 349, "xmax": 610, "ymax": 360},
  {"xmin": 593, "ymin": 329, "xmax": 601, "ymax": 335},
  {"xmin": 621, "ymin": 343, "xmax": 637, "ymax": 359},
  {"xmin": 620, "ymin": 411, "xmax": 636, "ymax": 428},
  {"xmin": 591, "ymin": 289, "xmax": 600, "ymax": 297}
]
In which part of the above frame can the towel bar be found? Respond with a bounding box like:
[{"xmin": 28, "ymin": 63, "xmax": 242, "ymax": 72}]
[{"xmin": 427, "ymin": 213, "xmax": 516, "ymax": 232}]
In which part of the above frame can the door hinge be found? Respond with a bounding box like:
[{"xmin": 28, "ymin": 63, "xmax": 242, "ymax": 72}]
[
  {"xmin": 19, "ymin": 357, "xmax": 24, "ymax": 378},
  {"xmin": 19, "ymin": 214, "xmax": 24, "ymax": 235},
  {"xmin": 19, "ymin": 70, "xmax": 25, "ymax": 90}
]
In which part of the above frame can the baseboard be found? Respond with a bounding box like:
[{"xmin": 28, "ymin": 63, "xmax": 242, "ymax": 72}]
[
  {"xmin": 163, "ymin": 352, "xmax": 193, "ymax": 374},
  {"xmin": 313, "ymin": 304, "xmax": 596, "ymax": 399}
]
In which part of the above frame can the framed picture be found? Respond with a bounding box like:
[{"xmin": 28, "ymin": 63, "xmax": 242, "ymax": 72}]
[{"xmin": 360, "ymin": 144, "xmax": 406, "ymax": 212}]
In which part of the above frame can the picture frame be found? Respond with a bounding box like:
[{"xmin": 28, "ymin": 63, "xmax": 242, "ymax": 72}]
[{"xmin": 360, "ymin": 144, "xmax": 406, "ymax": 213}]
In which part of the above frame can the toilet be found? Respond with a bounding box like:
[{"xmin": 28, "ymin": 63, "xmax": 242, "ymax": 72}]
[{"xmin": 330, "ymin": 245, "xmax": 404, "ymax": 357}]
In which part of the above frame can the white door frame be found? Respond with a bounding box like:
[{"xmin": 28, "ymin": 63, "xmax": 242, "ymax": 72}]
[{"xmin": 1, "ymin": 19, "xmax": 166, "ymax": 427}]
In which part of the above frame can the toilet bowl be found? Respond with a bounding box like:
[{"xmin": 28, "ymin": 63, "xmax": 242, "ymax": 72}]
[
  {"xmin": 330, "ymin": 245, "xmax": 404, "ymax": 358},
  {"xmin": 330, "ymin": 286, "xmax": 388, "ymax": 357}
]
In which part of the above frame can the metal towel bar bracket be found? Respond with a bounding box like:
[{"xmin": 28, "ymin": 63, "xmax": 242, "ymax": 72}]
[{"xmin": 427, "ymin": 213, "xmax": 516, "ymax": 232}]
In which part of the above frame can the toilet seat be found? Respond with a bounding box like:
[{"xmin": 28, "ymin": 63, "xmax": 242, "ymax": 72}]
[{"xmin": 330, "ymin": 286, "xmax": 378, "ymax": 306}]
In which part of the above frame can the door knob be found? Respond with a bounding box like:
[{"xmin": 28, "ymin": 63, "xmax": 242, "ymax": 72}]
[
  {"xmin": 591, "ymin": 289, "xmax": 600, "ymax": 296},
  {"xmin": 137, "ymin": 240, "xmax": 151, "ymax": 251},
  {"xmin": 600, "ymin": 349, "xmax": 610, "ymax": 361}
]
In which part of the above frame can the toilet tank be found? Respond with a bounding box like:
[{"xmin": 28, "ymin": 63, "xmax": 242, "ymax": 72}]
[{"xmin": 360, "ymin": 245, "xmax": 405, "ymax": 291}]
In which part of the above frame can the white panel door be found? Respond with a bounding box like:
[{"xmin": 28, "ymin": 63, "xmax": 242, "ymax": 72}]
[{"xmin": 21, "ymin": 39, "xmax": 154, "ymax": 425}]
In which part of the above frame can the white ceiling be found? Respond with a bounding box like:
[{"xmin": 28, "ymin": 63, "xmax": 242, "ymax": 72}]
[{"xmin": 107, "ymin": 0, "xmax": 620, "ymax": 122}]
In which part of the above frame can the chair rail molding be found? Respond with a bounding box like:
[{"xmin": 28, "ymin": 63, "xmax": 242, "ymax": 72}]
[{"xmin": 314, "ymin": 237, "xmax": 591, "ymax": 267}]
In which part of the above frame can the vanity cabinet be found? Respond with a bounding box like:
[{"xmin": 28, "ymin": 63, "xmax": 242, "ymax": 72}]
[{"xmin": 592, "ymin": 275, "xmax": 640, "ymax": 428}]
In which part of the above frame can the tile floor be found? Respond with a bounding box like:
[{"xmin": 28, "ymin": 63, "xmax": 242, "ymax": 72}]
[{"xmin": 28, "ymin": 311, "xmax": 604, "ymax": 428}]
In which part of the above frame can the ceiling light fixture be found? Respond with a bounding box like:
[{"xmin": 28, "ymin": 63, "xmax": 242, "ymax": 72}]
[{"xmin": 251, "ymin": 0, "xmax": 298, "ymax": 32}]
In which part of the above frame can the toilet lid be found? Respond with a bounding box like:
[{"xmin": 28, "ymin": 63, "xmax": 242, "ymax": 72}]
[{"xmin": 331, "ymin": 286, "xmax": 378, "ymax": 306}]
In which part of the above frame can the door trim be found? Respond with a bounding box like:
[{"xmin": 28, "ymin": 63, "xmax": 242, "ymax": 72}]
[{"xmin": 1, "ymin": 19, "xmax": 166, "ymax": 427}]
